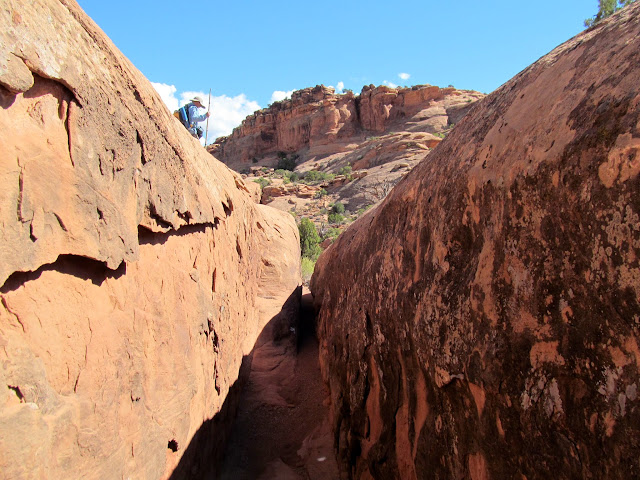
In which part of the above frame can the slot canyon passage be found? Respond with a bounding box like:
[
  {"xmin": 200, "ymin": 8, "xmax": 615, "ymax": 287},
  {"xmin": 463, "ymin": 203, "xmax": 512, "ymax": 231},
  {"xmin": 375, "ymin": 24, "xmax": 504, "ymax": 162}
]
[
  {"xmin": 214, "ymin": 290, "xmax": 339, "ymax": 480},
  {"xmin": 1, "ymin": 1, "xmax": 640, "ymax": 480}
]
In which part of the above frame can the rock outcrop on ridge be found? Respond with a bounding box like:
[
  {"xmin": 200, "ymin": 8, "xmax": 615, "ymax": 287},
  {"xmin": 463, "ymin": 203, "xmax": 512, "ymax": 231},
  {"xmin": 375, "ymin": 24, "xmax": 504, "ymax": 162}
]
[
  {"xmin": 0, "ymin": 1, "xmax": 301, "ymax": 479},
  {"xmin": 210, "ymin": 84, "xmax": 485, "ymax": 251},
  {"xmin": 312, "ymin": 5, "xmax": 640, "ymax": 479},
  {"xmin": 209, "ymin": 84, "xmax": 484, "ymax": 172}
]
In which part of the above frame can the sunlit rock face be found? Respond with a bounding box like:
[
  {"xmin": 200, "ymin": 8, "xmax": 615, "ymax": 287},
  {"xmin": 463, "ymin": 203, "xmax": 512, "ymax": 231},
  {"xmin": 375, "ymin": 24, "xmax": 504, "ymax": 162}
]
[
  {"xmin": 311, "ymin": 5, "xmax": 640, "ymax": 479},
  {"xmin": 209, "ymin": 84, "xmax": 484, "ymax": 170},
  {"xmin": 0, "ymin": 1, "xmax": 301, "ymax": 478}
]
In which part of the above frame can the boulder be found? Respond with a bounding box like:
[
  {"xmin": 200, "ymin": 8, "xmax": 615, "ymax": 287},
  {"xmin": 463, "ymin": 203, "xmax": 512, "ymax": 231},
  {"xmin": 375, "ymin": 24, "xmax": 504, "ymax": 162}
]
[
  {"xmin": 0, "ymin": 1, "xmax": 301, "ymax": 479},
  {"xmin": 312, "ymin": 6, "xmax": 640, "ymax": 479}
]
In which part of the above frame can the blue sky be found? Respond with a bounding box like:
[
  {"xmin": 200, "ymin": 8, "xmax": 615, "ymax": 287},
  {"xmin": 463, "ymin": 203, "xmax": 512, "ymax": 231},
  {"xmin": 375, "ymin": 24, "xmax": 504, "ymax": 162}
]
[{"xmin": 76, "ymin": 0, "xmax": 597, "ymax": 143}]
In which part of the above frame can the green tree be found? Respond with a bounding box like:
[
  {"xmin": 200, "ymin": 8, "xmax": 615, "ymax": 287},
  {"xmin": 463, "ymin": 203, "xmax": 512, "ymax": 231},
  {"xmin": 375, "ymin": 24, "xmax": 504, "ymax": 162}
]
[
  {"xmin": 276, "ymin": 153, "xmax": 297, "ymax": 171},
  {"xmin": 585, "ymin": 0, "xmax": 635, "ymax": 27},
  {"xmin": 298, "ymin": 217, "xmax": 322, "ymax": 261}
]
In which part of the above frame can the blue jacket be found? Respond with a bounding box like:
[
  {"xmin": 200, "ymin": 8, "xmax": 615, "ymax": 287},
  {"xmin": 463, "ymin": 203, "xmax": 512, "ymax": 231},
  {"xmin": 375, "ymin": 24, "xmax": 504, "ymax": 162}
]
[
  {"xmin": 186, "ymin": 102, "xmax": 207, "ymax": 137},
  {"xmin": 188, "ymin": 103, "xmax": 208, "ymax": 124}
]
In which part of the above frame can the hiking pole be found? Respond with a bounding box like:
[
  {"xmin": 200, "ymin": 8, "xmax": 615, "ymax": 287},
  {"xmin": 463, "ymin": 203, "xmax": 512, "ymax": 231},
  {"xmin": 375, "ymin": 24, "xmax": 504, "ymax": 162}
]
[{"xmin": 204, "ymin": 88, "xmax": 211, "ymax": 147}]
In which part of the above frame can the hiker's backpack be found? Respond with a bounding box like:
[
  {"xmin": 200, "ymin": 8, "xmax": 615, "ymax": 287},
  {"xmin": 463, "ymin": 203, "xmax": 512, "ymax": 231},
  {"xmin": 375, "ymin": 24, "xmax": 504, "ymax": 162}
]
[
  {"xmin": 173, "ymin": 103, "xmax": 204, "ymax": 138},
  {"xmin": 173, "ymin": 104, "xmax": 191, "ymax": 129}
]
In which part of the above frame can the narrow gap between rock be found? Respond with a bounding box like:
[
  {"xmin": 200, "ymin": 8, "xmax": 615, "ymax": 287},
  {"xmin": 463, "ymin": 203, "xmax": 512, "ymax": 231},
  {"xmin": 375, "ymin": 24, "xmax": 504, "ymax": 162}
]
[{"xmin": 215, "ymin": 288, "xmax": 339, "ymax": 480}]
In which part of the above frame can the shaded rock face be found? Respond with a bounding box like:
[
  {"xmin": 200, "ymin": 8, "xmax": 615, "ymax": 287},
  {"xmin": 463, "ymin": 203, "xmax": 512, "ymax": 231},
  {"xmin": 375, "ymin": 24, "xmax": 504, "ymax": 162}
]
[
  {"xmin": 0, "ymin": 1, "xmax": 301, "ymax": 479},
  {"xmin": 312, "ymin": 6, "xmax": 640, "ymax": 480},
  {"xmin": 209, "ymin": 84, "xmax": 483, "ymax": 170}
]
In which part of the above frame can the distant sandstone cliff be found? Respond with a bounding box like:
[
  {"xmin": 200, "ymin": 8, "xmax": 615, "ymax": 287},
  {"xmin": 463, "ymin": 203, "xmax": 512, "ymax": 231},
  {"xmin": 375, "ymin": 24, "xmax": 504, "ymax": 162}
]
[
  {"xmin": 0, "ymin": 1, "xmax": 300, "ymax": 479},
  {"xmin": 209, "ymin": 84, "xmax": 484, "ymax": 170},
  {"xmin": 312, "ymin": 4, "xmax": 640, "ymax": 479}
]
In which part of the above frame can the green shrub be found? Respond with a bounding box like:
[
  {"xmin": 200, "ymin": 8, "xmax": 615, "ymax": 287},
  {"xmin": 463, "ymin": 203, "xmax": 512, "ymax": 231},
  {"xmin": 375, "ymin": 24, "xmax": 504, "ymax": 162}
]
[
  {"xmin": 324, "ymin": 227, "xmax": 342, "ymax": 241},
  {"xmin": 356, "ymin": 205, "xmax": 372, "ymax": 216},
  {"xmin": 274, "ymin": 168, "xmax": 299, "ymax": 184},
  {"xmin": 301, "ymin": 257, "xmax": 316, "ymax": 283},
  {"xmin": 304, "ymin": 170, "xmax": 323, "ymax": 183},
  {"xmin": 315, "ymin": 188, "xmax": 327, "ymax": 198},
  {"xmin": 338, "ymin": 164, "xmax": 352, "ymax": 176},
  {"xmin": 328, "ymin": 212, "xmax": 344, "ymax": 224},
  {"xmin": 331, "ymin": 202, "xmax": 345, "ymax": 214},
  {"xmin": 253, "ymin": 177, "xmax": 271, "ymax": 189},
  {"xmin": 299, "ymin": 217, "xmax": 322, "ymax": 261}
]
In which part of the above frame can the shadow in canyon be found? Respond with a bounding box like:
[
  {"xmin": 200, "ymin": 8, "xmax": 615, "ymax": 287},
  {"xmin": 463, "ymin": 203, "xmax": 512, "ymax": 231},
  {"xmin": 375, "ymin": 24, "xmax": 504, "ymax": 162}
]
[{"xmin": 169, "ymin": 287, "xmax": 337, "ymax": 480}]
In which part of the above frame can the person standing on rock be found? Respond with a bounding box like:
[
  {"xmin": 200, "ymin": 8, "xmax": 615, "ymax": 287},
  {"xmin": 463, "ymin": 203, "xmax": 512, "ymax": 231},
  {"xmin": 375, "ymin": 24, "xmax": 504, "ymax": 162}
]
[{"xmin": 181, "ymin": 96, "xmax": 210, "ymax": 139}]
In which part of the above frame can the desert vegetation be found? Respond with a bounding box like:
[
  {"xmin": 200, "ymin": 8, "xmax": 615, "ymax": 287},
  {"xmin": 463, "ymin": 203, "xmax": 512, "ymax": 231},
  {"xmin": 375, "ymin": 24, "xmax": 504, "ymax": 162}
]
[
  {"xmin": 585, "ymin": 0, "xmax": 636, "ymax": 26},
  {"xmin": 298, "ymin": 217, "xmax": 321, "ymax": 283}
]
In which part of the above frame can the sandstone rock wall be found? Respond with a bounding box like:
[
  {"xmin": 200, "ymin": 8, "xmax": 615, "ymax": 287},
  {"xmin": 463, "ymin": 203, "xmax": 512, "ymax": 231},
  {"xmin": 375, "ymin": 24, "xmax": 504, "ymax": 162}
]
[
  {"xmin": 209, "ymin": 84, "xmax": 483, "ymax": 170},
  {"xmin": 312, "ymin": 5, "xmax": 640, "ymax": 479},
  {"xmin": 357, "ymin": 84, "xmax": 456, "ymax": 133},
  {"xmin": 0, "ymin": 1, "xmax": 301, "ymax": 479}
]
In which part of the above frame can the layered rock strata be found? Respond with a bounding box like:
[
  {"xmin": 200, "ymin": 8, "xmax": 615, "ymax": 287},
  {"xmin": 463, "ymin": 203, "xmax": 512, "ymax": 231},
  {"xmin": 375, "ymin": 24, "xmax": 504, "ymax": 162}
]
[
  {"xmin": 0, "ymin": 1, "xmax": 301, "ymax": 479},
  {"xmin": 312, "ymin": 6, "xmax": 640, "ymax": 480},
  {"xmin": 209, "ymin": 84, "xmax": 484, "ymax": 170}
]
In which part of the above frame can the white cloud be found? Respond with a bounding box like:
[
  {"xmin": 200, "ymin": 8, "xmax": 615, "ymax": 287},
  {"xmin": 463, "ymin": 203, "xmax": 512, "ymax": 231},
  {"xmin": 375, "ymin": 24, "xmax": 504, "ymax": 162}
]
[
  {"xmin": 270, "ymin": 90, "xmax": 294, "ymax": 103},
  {"xmin": 327, "ymin": 82, "xmax": 345, "ymax": 94},
  {"xmin": 152, "ymin": 83, "xmax": 261, "ymax": 145},
  {"xmin": 207, "ymin": 93, "xmax": 261, "ymax": 143},
  {"xmin": 383, "ymin": 80, "xmax": 398, "ymax": 88},
  {"xmin": 398, "ymin": 72, "xmax": 411, "ymax": 81},
  {"xmin": 151, "ymin": 82, "xmax": 179, "ymax": 112}
]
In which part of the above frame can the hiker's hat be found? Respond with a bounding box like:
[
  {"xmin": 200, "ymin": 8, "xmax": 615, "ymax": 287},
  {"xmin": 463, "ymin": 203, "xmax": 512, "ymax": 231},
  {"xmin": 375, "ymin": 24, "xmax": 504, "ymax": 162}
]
[{"xmin": 191, "ymin": 96, "xmax": 205, "ymax": 105}]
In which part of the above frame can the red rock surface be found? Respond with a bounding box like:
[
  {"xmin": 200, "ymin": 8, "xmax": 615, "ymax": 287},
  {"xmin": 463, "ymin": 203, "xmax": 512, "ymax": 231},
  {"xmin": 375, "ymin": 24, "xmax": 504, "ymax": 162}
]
[
  {"xmin": 0, "ymin": 1, "xmax": 300, "ymax": 479},
  {"xmin": 312, "ymin": 6, "xmax": 640, "ymax": 479},
  {"xmin": 208, "ymin": 85, "xmax": 483, "ymax": 171}
]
